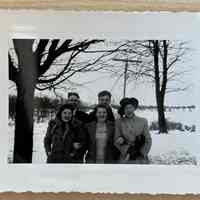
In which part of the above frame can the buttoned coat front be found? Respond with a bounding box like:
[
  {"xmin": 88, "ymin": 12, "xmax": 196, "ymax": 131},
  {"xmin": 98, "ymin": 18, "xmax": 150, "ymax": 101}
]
[
  {"xmin": 114, "ymin": 115, "xmax": 152, "ymax": 164},
  {"xmin": 84, "ymin": 121, "xmax": 117, "ymax": 163}
]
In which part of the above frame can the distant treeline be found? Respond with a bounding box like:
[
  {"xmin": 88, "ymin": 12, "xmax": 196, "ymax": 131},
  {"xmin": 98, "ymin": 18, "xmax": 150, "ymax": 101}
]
[
  {"xmin": 111, "ymin": 104, "xmax": 196, "ymax": 112},
  {"xmin": 150, "ymin": 120, "xmax": 195, "ymax": 133},
  {"xmin": 9, "ymin": 95, "xmax": 196, "ymax": 121},
  {"xmin": 9, "ymin": 95, "xmax": 60, "ymax": 122},
  {"xmin": 9, "ymin": 95, "xmax": 90, "ymax": 122}
]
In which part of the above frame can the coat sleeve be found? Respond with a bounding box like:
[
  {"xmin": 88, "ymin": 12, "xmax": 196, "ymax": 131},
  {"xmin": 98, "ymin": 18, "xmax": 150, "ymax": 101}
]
[
  {"xmin": 44, "ymin": 119, "xmax": 56, "ymax": 155},
  {"xmin": 114, "ymin": 119, "xmax": 129, "ymax": 156},
  {"xmin": 140, "ymin": 119, "xmax": 152, "ymax": 157},
  {"xmin": 75, "ymin": 122, "xmax": 88, "ymax": 150},
  {"xmin": 83, "ymin": 124, "xmax": 94, "ymax": 163}
]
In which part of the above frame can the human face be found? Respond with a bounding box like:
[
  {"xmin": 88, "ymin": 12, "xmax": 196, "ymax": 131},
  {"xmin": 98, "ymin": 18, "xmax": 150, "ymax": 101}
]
[
  {"xmin": 124, "ymin": 104, "xmax": 136, "ymax": 118},
  {"xmin": 96, "ymin": 107, "xmax": 107, "ymax": 123},
  {"xmin": 61, "ymin": 108, "xmax": 73, "ymax": 122},
  {"xmin": 68, "ymin": 95, "xmax": 79, "ymax": 108},
  {"xmin": 98, "ymin": 95, "xmax": 111, "ymax": 106}
]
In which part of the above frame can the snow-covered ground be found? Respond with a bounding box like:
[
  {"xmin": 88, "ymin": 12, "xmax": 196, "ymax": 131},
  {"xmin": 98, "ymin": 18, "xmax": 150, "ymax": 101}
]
[{"xmin": 8, "ymin": 109, "xmax": 200, "ymax": 164}]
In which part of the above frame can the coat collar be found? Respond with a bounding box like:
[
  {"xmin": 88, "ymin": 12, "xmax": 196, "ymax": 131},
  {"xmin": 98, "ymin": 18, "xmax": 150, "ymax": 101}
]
[{"xmin": 123, "ymin": 113, "xmax": 136, "ymax": 121}]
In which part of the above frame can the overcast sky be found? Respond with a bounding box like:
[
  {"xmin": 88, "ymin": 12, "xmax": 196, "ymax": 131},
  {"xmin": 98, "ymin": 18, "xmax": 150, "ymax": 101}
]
[
  {"xmin": 7, "ymin": 12, "xmax": 200, "ymax": 106},
  {"xmin": 9, "ymin": 39, "xmax": 199, "ymax": 106},
  {"xmin": 51, "ymin": 39, "xmax": 200, "ymax": 106}
]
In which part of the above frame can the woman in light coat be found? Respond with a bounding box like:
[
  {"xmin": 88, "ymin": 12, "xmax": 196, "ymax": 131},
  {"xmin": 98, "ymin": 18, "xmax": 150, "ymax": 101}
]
[{"xmin": 114, "ymin": 97, "xmax": 152, "ymax": 164}]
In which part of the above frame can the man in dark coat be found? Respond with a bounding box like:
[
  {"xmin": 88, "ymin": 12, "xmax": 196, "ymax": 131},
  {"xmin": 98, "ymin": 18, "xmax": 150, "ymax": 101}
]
[
  {"xmin": 67, "ymin": 92, "xmax": 89, "ymax": 124},
  {"xmin": 66, "ymin": 92, "xmax": 89, "ymax": 162}
]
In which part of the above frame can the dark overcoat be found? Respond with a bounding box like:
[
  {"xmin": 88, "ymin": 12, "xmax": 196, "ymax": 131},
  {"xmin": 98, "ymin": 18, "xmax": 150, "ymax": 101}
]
[
  {"xmin": 84, "ymin": 121, "xmax": 117, "ymax": 163},
  {"xmin": 44, "ymin": 119, "xmax": 87, "ymax": 163}
]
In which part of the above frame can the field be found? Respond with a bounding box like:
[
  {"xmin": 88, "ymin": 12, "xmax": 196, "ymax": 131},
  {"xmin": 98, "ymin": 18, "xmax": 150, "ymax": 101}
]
[{"xmin": 8, "ymin": 109, "xmax": 200, "ymax": 164}]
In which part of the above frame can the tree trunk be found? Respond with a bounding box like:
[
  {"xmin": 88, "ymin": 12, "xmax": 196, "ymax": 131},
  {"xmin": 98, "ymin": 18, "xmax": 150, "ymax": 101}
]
[
  {"xmin": 153, "ymin": 40, "xmax": 168, "ymax": 134},
  {"xmin": 158, "ymin": 40, "xmax": 168, "ymax": 133},
  {"xmin": 156, "ymin": 95, "xmax": 168, "ymax": 133},
  {"xmin": 13, "ymin": 39, "xmax": 37, "ymax": 163},
  {"xmin": 14, "ymin": 83, "xmax": 35, "ymax": 163}
]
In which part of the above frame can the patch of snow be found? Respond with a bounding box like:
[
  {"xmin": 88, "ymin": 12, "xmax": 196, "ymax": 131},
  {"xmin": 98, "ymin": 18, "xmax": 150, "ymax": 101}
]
[
  {"xmin": 8, "ymin": 110, "xmax": 200, "ymax": 165},
  {"xmin": 149, "ymin": 150, "xmax": 197, "ymax": 165}
]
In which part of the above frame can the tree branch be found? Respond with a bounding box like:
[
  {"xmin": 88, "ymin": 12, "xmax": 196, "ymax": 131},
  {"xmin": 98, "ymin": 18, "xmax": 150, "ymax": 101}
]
[
  {"xmin": 34, "ymin": 39, "xmax": 49, "ymax": 56},
  {"xmin": 39, "ymin": 39, "xmax": 103, "ymax": 77},
  {"xmin": 38, "ymin": 50, "xmax": 80, "ymax": 84}
]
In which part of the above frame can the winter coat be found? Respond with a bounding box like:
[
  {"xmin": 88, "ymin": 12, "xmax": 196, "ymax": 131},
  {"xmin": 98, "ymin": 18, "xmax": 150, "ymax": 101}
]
[
  {"xmin": 84, "ymin": 121, "xmax": 117, "ymax": 163},
  {"xmin": 44, "ymin": 119, "xmax": 87, "ymax": 163},
  {"xmin": 74, "ymin": 110, "xmax": 90, "ymax": 124},
  {"xmin": 114, "ymin": 115, "xmax": 152, "ymax": 164}
]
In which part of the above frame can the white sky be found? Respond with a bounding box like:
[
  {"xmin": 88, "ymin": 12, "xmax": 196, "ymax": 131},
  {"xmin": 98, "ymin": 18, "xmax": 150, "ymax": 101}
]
[
  {"xmin": 7, "ymin": 12, "xmax": 200, "ymax": 106},
  {"xmin": 9, "ymin": 39, "xmax": 200, "ymax": 106},
  {"xmin": 10, "ymin": 39, "xmax": 198, "ymax": 106}
]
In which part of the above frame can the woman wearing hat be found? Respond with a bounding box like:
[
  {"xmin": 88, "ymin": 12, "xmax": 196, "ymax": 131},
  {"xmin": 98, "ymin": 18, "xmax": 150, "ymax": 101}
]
[
  {"xmin": 44, "ymin": 104, "xmax": 87, "ymax": 163},
  {"xmin": 114, "ymin": 97, "xmax": 152, "ymax": 164}
]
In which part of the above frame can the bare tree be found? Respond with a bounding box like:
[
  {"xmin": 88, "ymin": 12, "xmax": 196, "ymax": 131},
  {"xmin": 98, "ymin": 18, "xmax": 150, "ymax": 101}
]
[
  {"xmin": 106, "ymin": 40, "xmax": 190, "ymax": 133},
  {"xmin": 137, "ymin": 40, "xmax": 189, "ymax": 133},
  {"xmin": 9, "ymin": 38, "xmax": 107, "ymax": 163}
]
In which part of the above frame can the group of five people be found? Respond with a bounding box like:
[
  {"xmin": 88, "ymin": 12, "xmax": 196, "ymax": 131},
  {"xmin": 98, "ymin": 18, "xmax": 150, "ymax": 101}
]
[{"xmin": 44, "ymin": 90, "xmax": 152, "ymax": 164}]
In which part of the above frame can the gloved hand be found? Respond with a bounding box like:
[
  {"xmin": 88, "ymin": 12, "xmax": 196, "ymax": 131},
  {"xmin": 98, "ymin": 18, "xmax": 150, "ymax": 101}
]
[{"xmin": 127, "ymin": 145, "xmax": 140, "ymax": 160}]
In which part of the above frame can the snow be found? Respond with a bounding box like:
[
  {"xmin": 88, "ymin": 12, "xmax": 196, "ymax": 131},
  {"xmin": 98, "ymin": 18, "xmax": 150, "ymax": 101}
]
[
  {"xmin": 8, "ymin": 109, "xmax": 200, "ymax": 165},
  {"xmin": 137, "ymin": 108, "xmax": 197, "ymax": 127}
]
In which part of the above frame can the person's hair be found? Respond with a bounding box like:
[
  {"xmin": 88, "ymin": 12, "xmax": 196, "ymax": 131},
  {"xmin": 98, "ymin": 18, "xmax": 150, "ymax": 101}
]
[
  {"xmin": 56, "ymin": 103, "xmax": 74, "ymax": 122},
  {"xmin": 68, "ymin": 92, "xmax": 80, "ymax": 99},
  {"xmin": 98, "ymin": 90, "xmax": 111, "ymax": 98},
  {"xmin": 93, "ymin": 104, "xmax": 109, "ymax": 122}
]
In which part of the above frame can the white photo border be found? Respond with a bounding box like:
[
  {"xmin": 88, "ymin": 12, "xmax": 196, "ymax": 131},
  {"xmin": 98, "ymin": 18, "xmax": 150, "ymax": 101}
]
[{"xmin": 1, "ymin": 10, "xmax": 200, "ymax": 193}]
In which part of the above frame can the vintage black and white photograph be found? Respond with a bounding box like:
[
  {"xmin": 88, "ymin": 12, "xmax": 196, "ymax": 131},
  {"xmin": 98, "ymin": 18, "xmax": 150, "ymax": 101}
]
[
  {"xmin": 1, "ymin": 10, "xmax": 200, "ymax": 194},
  {"xmin": 8, "ymin": 38, "xmax": 199, "ymax": 164}
]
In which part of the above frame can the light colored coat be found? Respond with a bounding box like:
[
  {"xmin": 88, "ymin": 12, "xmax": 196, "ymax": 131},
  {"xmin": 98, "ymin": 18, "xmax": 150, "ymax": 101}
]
[{"xmin": 114, "ymin": 115, "xmax": 152, "ymax": 164}]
